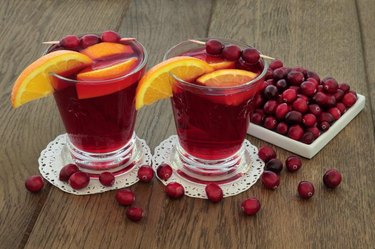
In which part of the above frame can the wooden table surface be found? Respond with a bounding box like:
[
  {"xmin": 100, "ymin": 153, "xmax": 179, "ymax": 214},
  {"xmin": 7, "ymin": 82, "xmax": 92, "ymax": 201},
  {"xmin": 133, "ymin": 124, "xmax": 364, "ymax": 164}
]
[{"xmin": 1, "ymin": 0, "xmax": 375, "ymax": 248}]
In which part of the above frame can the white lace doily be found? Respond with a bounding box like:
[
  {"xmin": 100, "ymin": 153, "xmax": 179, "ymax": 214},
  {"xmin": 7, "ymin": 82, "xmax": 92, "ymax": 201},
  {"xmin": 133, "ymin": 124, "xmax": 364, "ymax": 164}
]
[
  {"xmin": 38, "ymin": 134, "xmax": 152, "ymax": 195},
  {"xmin": 152, "ymin": 136, "xmax": 264, "ymax": 199}
]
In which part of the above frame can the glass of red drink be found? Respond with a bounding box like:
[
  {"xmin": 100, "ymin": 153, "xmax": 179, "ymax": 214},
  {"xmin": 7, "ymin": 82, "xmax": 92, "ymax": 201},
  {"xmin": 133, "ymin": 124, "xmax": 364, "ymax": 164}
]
[
  {"xmin": 164, "ymin": 38, "xmax": 268, "ymax": 183},
  {"xmin": 49, "ymin": 36, "xmax": 147, "ymax": 171}
]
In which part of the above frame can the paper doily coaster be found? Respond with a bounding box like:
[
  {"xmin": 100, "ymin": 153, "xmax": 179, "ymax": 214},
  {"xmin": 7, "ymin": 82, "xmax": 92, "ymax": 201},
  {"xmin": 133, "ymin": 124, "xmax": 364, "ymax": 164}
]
[
  {"xmin": 152, "ymin": 135, "xmax": 264, "ymax": 199},
  {"xmin": 38, "ymin": 134, "xmax": 152, "ymax": 195}
]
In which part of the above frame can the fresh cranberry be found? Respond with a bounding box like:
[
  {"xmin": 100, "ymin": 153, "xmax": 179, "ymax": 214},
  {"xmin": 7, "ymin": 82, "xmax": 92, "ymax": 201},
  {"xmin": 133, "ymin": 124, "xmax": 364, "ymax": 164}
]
[
  {"xmin": 205, "ymin": 39, "xmax": 223, "ymax": 55},
  {"xmin": 80, "ymin": 34, "xmax": 100, "ymax": 48},
  {"xmin": 326, "ymin": 95, "xmax": 337, "ymax": 107},
  {"xmin": 323, "ymin": 169, "xmax": 342, "ymax": 188},
  {"xmin": 322, "ymin": 77, "xmax": 338, "ymax": 93},
  {"xmin": 241, "ymin": 48, "xmax": 260, "ymax": 64},
  {"xmin": 205, "ymin": 184, "xmax": 223, "ymax": 203},
  {"xmin": 276, "ymin": 122, "xmax": 288, "ymax": 135},
  {"xmin": 115, "ymin": 189, "xmax": 135, "ymax": 206},
  {"xmin": 285, "ymin": 156, "xmax": 302, "ymax": 172},
  {"xmin": 99, "ymin": 172, "xmax": 115, "ymax": 186},
  {"xmin": 282, "ymin": 88, "xmax": 297, "ymax": 103},
  {"xmin": 273, "ymin": 67, "xmax": 288, "ymax": 80},
  {"xmin": 334, "ymin": 89, "xmax": 345, "ymax": 101},
  {"xmin": 266, "ymin": 78, "xmax": 275, "ymax": 86},
  {"xmin": 265, "ymin": 68, "xmax": 274, "ymax": 80},
  {"xmin": 307, "ymin": 77, "xmax": 319, "ymax": 88},
  {"xmin": 300, "ymin": 81, "xmax": 317, "ymax": 97},
  {"xmin": 275, "ymin": 103, "xmax": 289, "ymax": 120},
  {"xmin": 137, "ymin": 165, "xmax": 154, "ymax": 183},
  {"xmin": 253, "ymin": 93, "xmax": 265, "ymax": 108},
  {"xmin": 255, "ymin": 108, "xmax": 265, "ymax": 116},
  {"xmin": 287, "ymin": 71, "xmax": 304, "ymax": 86},
  {"xmin": 336, "ymin": 102, "xmax": 347, "ymax": 114},
  {"xmin": 269, "ymin": 59, "xmax": 283, "ymax": 70},
  {"xmin": 317, "ymin": 85, "xmax": 324, "ymax": 92},
  {"xmin": 298, "ymin": 181, "xmax": 315, "ymax": 199},
  {"xmin": 264, "ymin": 116, "xmax": 277, "ymax": 130},
  {"xmin": 328, "ymin": 107, "xmax": 341, "ymax": 120},
  {"xmin": 308, "ymin": 104, "xmax": 322, "ymax": 116},
  {"xmin": 261, "ymin": 171, "xmax": 280, "ymax": 190},
  {"xmin": 263, "ymin": 85, "xmax": 278, "ymax": 99},
  {"xmin": 292, "ymin": 67, "xmax": 308, "ymax": 76},
  {"xmin": 259, "ymin": 81, "xmax": 270, "ymax": 92},
  {"xmin": 69, "ymin": 172, "xmax": 90, "ymax": 190},
  {"xmin": 301, "ymin": 132, "xmax": 315, "ymax": 144},
  {"xmin": 258, "ymin": 146, "xmax": 276, "ymax": 163},
  {"xmin": 319, "ymin": 112, "xmax": 335, "ymax": 124},
  {"xmin": 126, "ymin": 207, "xmax": 144, "ymax": 222},
  {"xmin": 349, "ymin": 90, "xmax": 358, "ymax": 97},
  {"xmin": 313, "ymin": 92, "xmax": 329, "ymax": 106},
  {"xmin": 101, "ymin": 30, "xmax": 121, "ymax": 42},
  {"xmin": 306, "ymin": 127, "xmax": 321, "ymax": 139},
  {"xmin": 241, "ymin": 198, "xmax": 261, "ymax": 216},
  {"xmin": 318, "ymin": 121, "xmax": 330, "ymax": 132},
  {"xmin": 302, "ymin": 113, "xmax": 317, "ymax": 127},
  {"xmin": 338, "ymin": 83, "xmax": 350, "ymax": 93},
  {"xmin": 275, "ymin": 79, "xmax": 287, "ymax": 92},
  {"xmin": 265, "ymin": 159, "xmax": 283, "ymax": 174},
  {"xmin": 157, "ymin": 164, "xmax": 173, "ymax": 181},
  {"xmin": 25, "ymin": 175, "xmax": 44, "ymax": 193},
  {"xmin": 222, "ymin": 44, "xmax": 241, "ymax": 61},
  {"xmin": 263, "ymin": 100, "xmax": 278, "ymax": 114},
  {"xmin": 165, "ymin": 182, "xmax": 184, "ymax": 199},
  {"xmin": 292, "ymin": 98, "xmax": 308, "ymax": 113},
  {"xmin": 342, "ymin": 92, "xmax": 357, "ymax": 107},
  {"xmin": 59, "ymin": 164, "xmax": 79, "ymax": 182},
  {"xmin": 285, "ymin": 111, "xmax": 302, "ymax": 124},
  {"xmin": 306, "ymin": 71, "xmax": 320, "ymax": 84},
  {"xmin": 251, "ymin": 112, "xmax": 263, "ymax": 125},
  {"xmin": 59, "ymin": 35, "xmax": 80, "ymax": 49},
  {"xmin": 288, "ymin": 125, "xmax": 304, "ymax": 141}
]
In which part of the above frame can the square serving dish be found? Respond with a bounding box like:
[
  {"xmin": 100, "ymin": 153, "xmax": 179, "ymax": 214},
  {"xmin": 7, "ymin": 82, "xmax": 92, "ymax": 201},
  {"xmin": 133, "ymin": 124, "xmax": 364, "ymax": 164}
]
[{"xmin": 247, "ymin": 94, "xmax": 365, "ymax": 159}]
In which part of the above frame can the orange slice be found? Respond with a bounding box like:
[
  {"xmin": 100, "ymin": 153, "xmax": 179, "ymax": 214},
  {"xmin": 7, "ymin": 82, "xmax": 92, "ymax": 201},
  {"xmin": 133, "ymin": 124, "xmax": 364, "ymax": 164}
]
[
  {"xmin": 196, "ymin": 69, "xmax": 257, "ymax": 87},
  {"xmin": 11, "ymin": 50, "xmax": 92, "ymax": 108},
  {"xmin": 81, "ymin": 42, "xmax": 133, "ymax": 60},
  {"xmin": 77, "ymin": 57, "xmax": 138, "ymax": 81},
  {"xmin": 135, "ymin": 56, "xmax": 214, "ymax": 109},
  {"xmin": 193, "ymin": 54, "xmax": 235, "ymax": 70}
]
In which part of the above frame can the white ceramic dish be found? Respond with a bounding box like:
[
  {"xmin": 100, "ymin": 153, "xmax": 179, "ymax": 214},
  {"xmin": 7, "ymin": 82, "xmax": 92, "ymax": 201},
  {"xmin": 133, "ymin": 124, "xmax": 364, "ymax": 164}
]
[{"xmin": 247, "ymin": 94, "xmax": 365, "ymax": 159}]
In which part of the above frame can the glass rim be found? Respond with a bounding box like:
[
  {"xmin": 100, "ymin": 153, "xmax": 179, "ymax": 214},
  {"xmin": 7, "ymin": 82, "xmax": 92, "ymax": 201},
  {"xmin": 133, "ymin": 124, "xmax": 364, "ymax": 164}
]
[
  {"xmin": 163, "ymin": 37, "xmax": 269, "ymax": 91},
  {"xmin": 48, "ymin": 39, "xmax": 148, "ymax": 84}
]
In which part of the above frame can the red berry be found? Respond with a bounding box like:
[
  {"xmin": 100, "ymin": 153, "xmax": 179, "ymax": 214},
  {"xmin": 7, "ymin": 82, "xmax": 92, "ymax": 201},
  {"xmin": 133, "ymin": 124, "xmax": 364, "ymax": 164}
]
[
  {"xmin": 306, "ymin": 127, "xmax": 321, "ymax": 139},
  {"xmin": 69, "ymin": 172, "xmax": 90, "ymax": 190},
  {"xmin": 287, "ymin": 71, "xmax": 305, "ymax": 86},
  {"xmin": 318, "ymin": 112, "xmax": 335, "ymax": 124},
  {"xmin": 263, "ymin": 100, "xmax": 278, "ymax": 114},
  {"xmin": 336, "ymin": 102, "xmax": 347, "ymax": 114},
  {"xmin": 269, "ymin": 59, "xmax": 283, "ymax": 70},
  {"xmin": 126, "ymin": 207, "xmax": 144, "ymax": 222},
  {"xmin": 253, "ymin": 93, "xmax": 265, "ymax": 108},
  {"xmin": 313, "ymin": 92, "xmax": 329, "ymax": 106},
  {"xmin": 334, "ymin": 89, "xmax": 345, "ymax": 101},
  {"xmin": 205, "ymin": 39, "xmax": 224, "ymax": 55},
  {"xmin": 80, "ymin": 34, "xmax": 100, "ymax": 48},
  {"xmin": 137, "ymin": 165, "xmax": 154, "ymax": 183},
  {"xmin": 263, "ymin": 85, "xmax": 278, "ymax": 99},
  {"xmin": 265, "ymin": 159, "xmax": 283, "ymax": 174},
  {"xmin": 241, "ymin": 48, "xmax": 260, "ymax": 64},
  {"xmin": 59, "ymin": 35, "xmax": 80, "ymax": 49},
  {"xmin": 273, "ymin": 67, "xmax": 288, "ymax": 80},
  {"xmin": 292, "ymin": 98, "xmax": 308, "ymax": 113},
  {"xmin": 222, "ymin": 44, "xmax": 241, "ymax": 61},
  {"xmin": 298, "ymin": 181, "xmax": 315, "ymax": 199},
  {"xmin": 25, "ymin": 175, "xmax": 44, "ymax": 193},
  {"xmin": 276, "ymin": 79, "xmax": 288, "ymax": 92},
  {"xmin": 285, "ymin": 111, "xmax": 302, "ymax": 125},
  {"xmin": 323, "ymin": 169, "xmax": 342, "ymax": 188},
  {"xmin": 322, "ymin": 77, "xmax": 338, "ymax": 93},
  {"xmin": 307, "ymin": 77, "xmax": 319, "ymax": 88},
  {"xmin": 101, "ymin": 30, "xmax": 121, "ymax": 42},
  {"xmin": 157, "ymin": 164, "xmax": 173, "ymax": 180},
  {"xmin": 282, "ymin": 89, "xmax": 297, "ymax": 103},
  {"xmin": 302, "ymin": 113, "xmax": 317, "ymax": 127},
  {"xmin": 318, "ymin": 121, "xmax": 330, "ymax": 132},
  {"xmin": 99, "ymin": 172, "xmax": 115, "ymax": 186},
  {"xmin": 300, "ymin": 81, "xmax": 317, "ymax": 97},
  {"xmin": 59, "ymin": 164, "xmax": 79, "ymax": 182},
  {"xmin": 261, "ymin": 171, "xmax": 280, "ymax": 190},
  {"xmin": 259, "ymin": 81, "xmax": 270, "ymax": 92},
  {"xmin": 275, "ymin": 103, "xmax": 289, "ymax": 120},
  {"xmin": 288, "ymin": 125, "xmax": 304, "ymax": 141},
  {"xmin": 241, "ymin": 198, "xmax": 261, "ymax": 216},
  {"xmin": 258, "ymin": 146, "xmax": 276, "ymax": 163},
  {"xmin": 165, "ymin": 182, "xmax": 184, "ymax": 199},
  {"xmin": 250, "ymin": 112, "xmax": 263, "ymax": 125},
  {"xmin": 342, "ymin": 92, "xmax": 357, "ymax": 107},
  {"xmin": 276, "ymin": 122, "xmax": 288, "ymax": 135},
  {"xmin": 338, "ymin": 83, "xmax": 350, "ymax": 93},
  {"xmin": 308, "ymin": 104, "xmax": 322, "ymax": 116},
  {"xmin": 205, "ymin": 184, "xmax": 223, "ymax": 203},
  {"xmin": 326, "ymin": 95, "xmax": 337, "ymax": 107},
  {"xmin": 306, "ymin": 71, "xmax": 320, "ymax": 84},
  {"xmin": 115, "ymin": 189, "xmax": 135, "ymax": 206},
  {"xmin": 265, "ymin": 68, "xmax": 274, "ymax": 80},
  {"xmin": 328, "ymin": 107, "xmax": 341, "ymax": 120},
  {"xmin": 264, "ymin": 116, "xmax": 277, "ymax": 130},
  {"xmin": 301, "ymin": 131, "xmax": 315, "ymax": 144},
  {"xmin": 285, "ymin": 156, "xmax": 302, "ymax": 172}
]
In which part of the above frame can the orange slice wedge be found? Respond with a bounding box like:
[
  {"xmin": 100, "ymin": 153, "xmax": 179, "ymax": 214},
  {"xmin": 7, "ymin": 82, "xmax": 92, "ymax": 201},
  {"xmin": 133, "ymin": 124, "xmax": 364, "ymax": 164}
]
[
  {"xmin": 196, "ymin": 69, "xmax": 257, "ymax": 87},
  {"xmin": 135, "ymin": 56, "xmax": 214, "ymax": 109},
  {"xmin": 11, "ymin": 50, "xmax": 92, "ymax": 108},
  {"xmin": 81, "ymin": 42, "xmax": 133, "ymax": 60},
  {"xmin": 193, "ymin": 54, "xmax": 235, "ymax": 70}
]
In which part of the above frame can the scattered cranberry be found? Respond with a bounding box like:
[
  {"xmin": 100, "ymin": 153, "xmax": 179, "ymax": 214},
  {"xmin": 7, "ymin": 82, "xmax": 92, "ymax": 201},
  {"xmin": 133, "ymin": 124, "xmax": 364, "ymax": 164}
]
[
  {"xmin": 328, "ymin": 107, "xmax": 341, "ymax": 120},
  {"xmin": 302, "ymin": 113, "xmax": 317, "ymax": 127},
  {"xmin": 59, "ymin": 164, "xmax": 79, "ymax": 182},
  {"xmin": 241, "ymin": 198, "xmax": 261, "ymax": 216},
  {"xmin": 322, "ymin": 77, "xmax": 338, "ymax": 93},
  {"xmin": 263, "ymin": 100, "xmax": 278, "ymax": 114},
  {"xmin": 306, "ymin": 127, "xmax": 321, "ymax": 139},
  {"xmin": 265, "ymin": 68, "xmax": 274, "ymax": 80},
  {"xmin": 263, "ymin": 85, "xmax": 278, "ymax": 99},
  {"xmin": 261, "ymin": 171, "xmax": 280, "ymax": 190},
  {"xmin": 326, "ymin": 95, "xmax": 337, "ymax": 107},
  {"xmin": 251, "ymin": 112, "xmax": 263, "ymax": 125},
  {"xmin": 336, "ymin": 102, "xmax": 347, "ymax": 114},
  {"xmin": 287, "ymin": 71, "xmax": 304, "ymax": 86},
  {"xmin": 137, "ymin": 165, "xmax": 154, "ymax": 183},
  {"xmin": 301, "ymin": 131, "xmax": 315, "ymax": 144},
  {"xmin": 265, "ymin": 159, "xmax": 283, "ymax": 174},
  {"xmin": 276, "ymin": 122, "xmax": 288, "ymax": 134},
  {"xmin": 323, "ymin": 169, "xmax": 342, "ymax": 188},
  {"xmin": 99, "ymin": 172, "xmax": 115, "ymax": 186},
  {"xmin": 292, "ymin": 98, "xmax": 308, "ymax": 113},
  {"xmin": 300, "ymin": 81, "xmax": 316, "ymax": 97},
  {"xmin": 269, "ymin": 59, "xmax": 283, "ymax": 70},
  {"xmin": 241, "ymin": 48, "xmax": 260, "ymax": 64},
  {"xmin": 339, "ymin": 83, "xmax": 350, "ymax": 93},
  {"xmin": 334, "ymin": 89, "xmax": 345, "ymax": 101},
  {"xmin": 273, "ymin": 67, "xmax": 288, "ymax": 80},
  {"xmin": 318, "ymin": 112, "xmax": 335, "ymax": 124},
  {"xmin": 309, "ymin": 104, "xmax": 322, "ymax": 116},
  {"xmin": 307, "ymin": 77, "xmax": 319, "ymax": 88},
  {"xmin": 285, "ymin": 156, "xmax": 302, "ymax": 172},
  {"xmin": 342, "ymin": 92, "xmax": 357, "ymax": 107},
  {"xmin": 59, "ymin": 35, "xmax": 80, "ymax": 49},
  {"xmin": 282, "ymin": 88, "xmax": 297, "ymax": 103},
  {"xmin": 69, "ymin": 172, "xmax": 90, "ymax": 190},
  {"xmin": 165, "ymin": 182, "xmax": 184, "ymax": 199},
  {"xmin": 258, "ymin": 146, "xmax": 276, "ymax": 163},
  {"xmin": 205, "ymin": 184, "xmax": 223, "ymax": 203},
  {"xmin": 288, "ymin": 125, "xmax": 304, "ymax": 141},
  {"xmin": 25, "ymin": 175, "xmax": 44, "ymax": 193},
  {"xmin": 222, "ymin": 44, "xmax": 241, "ymax": 61},
  {"xmin": 276, "ymin": 79, "xmax": 288, "ymax": 92},
  {"xmin": 157, "ymin": 164, "xmax": 173, "ymax": 181},
  {"xmin": 317, "ymin": 85, "xmax": 324, "ymax": 92},
  {"xmin": 80, "ymin": 34, "xmax": 100, "ymax": 48},
  {"xmin": 101, "ymin": 30, "xmax": 121, "ymax": 42},
  {"xmin": 264, "ymin": 116, "xmax": 277, "ymax": 130},
  {"xmin": 318, "ymin": 121, "xmax": 330, "ymax": 132},
  {"xmin": 275, "ymin": 103, "xmax": 289, "ymax": 120},
  {"xmin": 126, "ymin": 207, "xmax": 144, "ymax": 222},
  {"xmin": 313, "ymin": 92, "xmax": 329, "ymax": 106},
  {"xmin": 306, "ymin": 71, "xmax": 320, "ymax": 84},
  {"xmin": 115, "ymin": 189, "xmax": 135, "ymax": 206},
  {"xmin": 298, "ymin": 181, "xmax": 315, "ymax": 199},
  {"xmin": 285, "ymin": 111, "xmax": 302, "ymax": 125},
  {"xmin": 205, "ymin": 39, "xmax": 223, "ymax": 55}
]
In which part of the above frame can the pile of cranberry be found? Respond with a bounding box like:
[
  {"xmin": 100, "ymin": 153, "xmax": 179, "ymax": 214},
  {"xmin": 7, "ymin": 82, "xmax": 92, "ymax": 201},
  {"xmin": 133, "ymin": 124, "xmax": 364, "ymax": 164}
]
[{"xmin": 251, "ymin": 59, "xmax": 358, "ymax": 144}]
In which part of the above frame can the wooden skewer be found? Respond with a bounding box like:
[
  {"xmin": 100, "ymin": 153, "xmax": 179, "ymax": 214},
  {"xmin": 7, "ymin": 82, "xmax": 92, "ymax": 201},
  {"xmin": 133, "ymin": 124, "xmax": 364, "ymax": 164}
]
[
  {"xmin": 188, "ymin": 39, "xmax": 275, "ymax": 60},
  {"xmin": 42, "ymin": 37, "xmax": 136, "ymax": 45}
]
